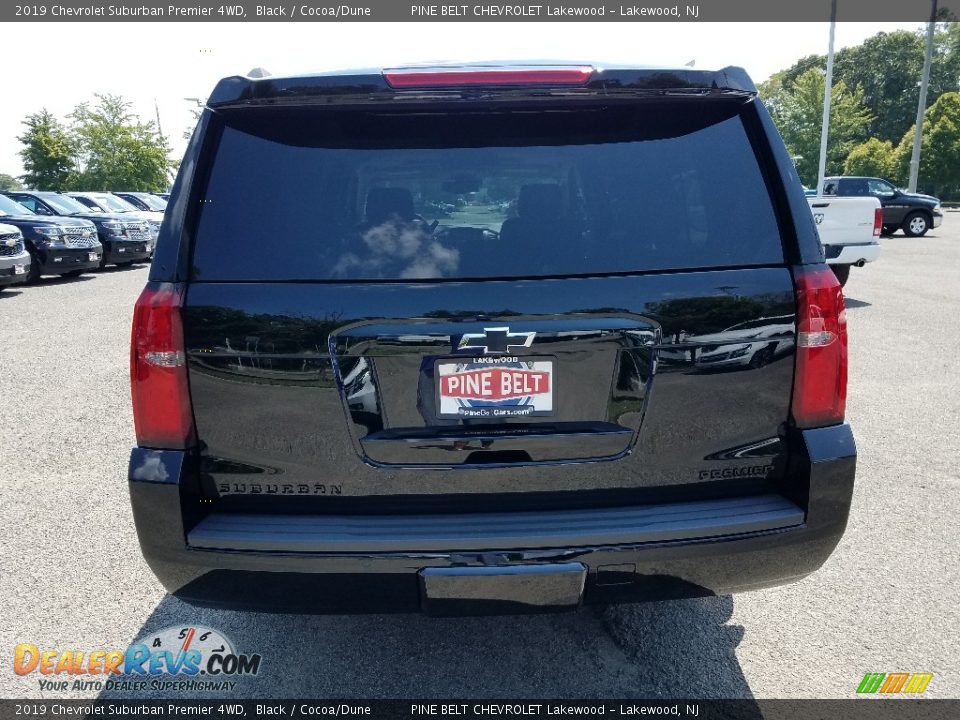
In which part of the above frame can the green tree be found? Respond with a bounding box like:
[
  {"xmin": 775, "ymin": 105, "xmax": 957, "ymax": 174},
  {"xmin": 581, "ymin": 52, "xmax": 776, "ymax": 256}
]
[
  {"xmin": 183, "ymin": 108, "xmax": 202, "ymax": 141},
  {"xmin": 68, "ymin": 94, "xmax": 174, "ymax": 191},
  {"xmin": 759, "ymin": 55, "xmax": 826, "ymax": 117},
  {"xmin": 776, "ymin": 69, "xmax": 874, "ymax": 186},
  {"xmin": 757, "ymin": 71, "xmax": 788, "ymax": 125},
  {"xmin": 843, "ymin": 138, "xmax": 897, "ymax": 179},
  {"xmin": 0, "ymin": 173, "xmax": 22, "ymax": 191},
  {"xmin": 763, "ymin": 26, "xmax": 960, "ymax": 151},
  {"xmin": 893, "ymin": 92, "xmax": 960, "ymax": 199},
  {"xmin": 17, "ymin": 109, "xmax": 75, "ymax": 190},
  {"xmin": 930, "ymin": 22, "xmax": 960, "ymax": 93},
  {"xmin": 832, "ymin": 30, "xmax": 927, "ymax": 143}
]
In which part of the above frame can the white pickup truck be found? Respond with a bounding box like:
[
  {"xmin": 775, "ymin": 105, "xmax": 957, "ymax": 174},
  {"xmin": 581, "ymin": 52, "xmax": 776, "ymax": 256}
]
[{"xmin": 806, "ymin": 194, "xmax": 882, "ymax": 286}]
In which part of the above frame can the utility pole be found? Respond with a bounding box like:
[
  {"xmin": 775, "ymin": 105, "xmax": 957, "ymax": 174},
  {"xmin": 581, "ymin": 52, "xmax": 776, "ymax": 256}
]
[
  {"xmin": 816, "ymin": 0, "xmax": 837, "ymax": 196},
  {"xmin": 908, "ymin": 0, "xmax": 938, "ymax": 192},
  {"xmin": 154, "ymin": 98, "xmax": 164, "ymax": 140}
]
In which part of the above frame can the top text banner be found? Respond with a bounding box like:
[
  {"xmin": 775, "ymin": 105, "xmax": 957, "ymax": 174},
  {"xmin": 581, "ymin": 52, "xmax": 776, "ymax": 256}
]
[{"xmin": 4, "ymin": 0, "xmax": 957, "ymax": 22}]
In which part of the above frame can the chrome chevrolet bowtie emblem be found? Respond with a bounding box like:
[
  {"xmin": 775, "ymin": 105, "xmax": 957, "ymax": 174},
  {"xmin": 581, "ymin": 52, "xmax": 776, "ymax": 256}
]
[{"xmin": 457, "ymin": 327, "xmax": 536, "ymax": 355}]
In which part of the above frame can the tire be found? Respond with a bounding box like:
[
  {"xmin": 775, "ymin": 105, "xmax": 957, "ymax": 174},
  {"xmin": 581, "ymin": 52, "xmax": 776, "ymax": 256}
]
[
  {"xmin": 831, "ymin": 263, "xmax": 851, "ymax": 287},
  {"xmin": 749, "ymin": 345, "xmax": 774, "ymax": 369},
  {"xmin": 27, "ymin": 251, "xmax": 41, "ymax": 283},
  {"xmin": 903, "ymin": 211, "xmax": 930, "ymax": 237},
  {"xmin": 98, "ymin": 250, "xmax": 109, "ymax": 270}
]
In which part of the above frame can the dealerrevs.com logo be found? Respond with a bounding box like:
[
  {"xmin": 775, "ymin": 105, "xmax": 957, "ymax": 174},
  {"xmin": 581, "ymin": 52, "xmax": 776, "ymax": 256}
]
[{"xmin": 14, "ymin": 625, "xmax": 261, "ymax": 693}]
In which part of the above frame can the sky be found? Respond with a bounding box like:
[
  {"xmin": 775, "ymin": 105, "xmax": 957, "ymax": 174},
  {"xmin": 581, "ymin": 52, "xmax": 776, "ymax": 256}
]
[{"xmin": 1, "ymin": 21, "xmax": 924, "ymax": 179}]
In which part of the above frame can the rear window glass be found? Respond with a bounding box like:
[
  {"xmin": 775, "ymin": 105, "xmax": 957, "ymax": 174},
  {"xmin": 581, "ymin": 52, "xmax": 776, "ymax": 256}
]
[{"xmin": 191, "ymin": 103, "xmax": 783, "ymax": 281}]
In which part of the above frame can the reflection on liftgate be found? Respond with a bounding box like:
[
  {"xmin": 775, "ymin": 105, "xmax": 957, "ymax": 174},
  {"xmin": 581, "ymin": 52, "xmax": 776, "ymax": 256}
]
[{"xmin": 127, "ymin": 62, "xmax": 856, "ymax": 616}]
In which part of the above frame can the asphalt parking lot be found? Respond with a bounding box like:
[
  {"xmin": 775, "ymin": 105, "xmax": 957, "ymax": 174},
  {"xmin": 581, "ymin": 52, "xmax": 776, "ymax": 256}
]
[{"xmin": 1, "ymin": 218, "xmax": 958, "ymax": 701}]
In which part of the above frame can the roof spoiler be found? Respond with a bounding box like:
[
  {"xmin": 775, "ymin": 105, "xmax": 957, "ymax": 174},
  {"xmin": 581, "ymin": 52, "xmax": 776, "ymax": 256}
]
[{"xmin": 206, "ymin": 64, "xmax": 756, "ymax": 107}]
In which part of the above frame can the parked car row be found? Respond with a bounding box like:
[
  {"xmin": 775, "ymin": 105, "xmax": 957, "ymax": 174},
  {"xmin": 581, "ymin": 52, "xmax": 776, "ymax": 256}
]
[
  {"xmin": 806, "ymin": 176, "xmax": 943, "ymax": 237},
  {"xmin": 0, "ymin": 190, "xmax": 166, "ymax": 290}
]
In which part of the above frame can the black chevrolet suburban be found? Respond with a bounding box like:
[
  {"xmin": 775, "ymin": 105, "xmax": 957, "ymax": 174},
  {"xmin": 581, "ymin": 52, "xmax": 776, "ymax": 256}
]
[
  {"xmin": 114, "ymin": 191, "xmax": 168, "ymax": 212},
  {"xmin": 129, "ymin": 63, "xmax": 855, "ymax": 615}
]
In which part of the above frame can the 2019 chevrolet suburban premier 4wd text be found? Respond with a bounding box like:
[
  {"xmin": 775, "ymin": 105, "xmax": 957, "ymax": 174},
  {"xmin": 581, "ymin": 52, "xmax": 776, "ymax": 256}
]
[{"xmin": 129, "ymin": 63, "xmax": 855, "ymax": 616}]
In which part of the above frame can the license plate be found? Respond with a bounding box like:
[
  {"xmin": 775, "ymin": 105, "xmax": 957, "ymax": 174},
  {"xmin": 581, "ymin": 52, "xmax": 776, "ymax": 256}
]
[
  {"xmin": 13, "ymin": 264, "xmax": 25, "ymax": 275},
  {"xmin": 88, "ymin": 253, "xmax": 98, "ymax": 261},
  {"xmin": 436, "ymin": 357, "xmax": 554, "ymax": 419}
]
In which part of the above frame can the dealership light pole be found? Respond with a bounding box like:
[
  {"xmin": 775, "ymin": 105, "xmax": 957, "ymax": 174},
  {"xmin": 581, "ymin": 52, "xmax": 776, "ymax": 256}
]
[
  {"xmin": 908, "ymin": 0, "xmax": 939, "ymax": 192},
  {"xmin": 154, "ymin": 98, "xmax": 164, "ymax": 140},
  {"xmin": 816, "ymin": 0, "xmax": 837, "ymax": 197}
]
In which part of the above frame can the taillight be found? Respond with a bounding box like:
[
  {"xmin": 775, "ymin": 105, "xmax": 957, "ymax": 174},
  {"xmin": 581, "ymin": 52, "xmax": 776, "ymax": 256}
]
[
  {"xmin": 873, "ymin": 207, "xmax": 883, "ymax": 236},
  {"xmin": 383, "ymin": 66, "xmax": 593, "ymax": 88},
  {"xmin": 791, "ymin": 267, "xmax": 847, "ymax": 429},
  {"xmin": 130, "ymin": 283, "xmax": 195, "ymax": 449}
]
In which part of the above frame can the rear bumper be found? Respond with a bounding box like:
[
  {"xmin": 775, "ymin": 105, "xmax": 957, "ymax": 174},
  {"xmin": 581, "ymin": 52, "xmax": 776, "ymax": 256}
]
[
  {"xmin": 37, "ymin": 246, "xmax": 102, "ymax": 275},
  {"xmin": 823, "ymin": 242, "xmax": 881, "ymax": 265},
  {"xmin": 102, "ymin": 238, "xmax": 152, "ymax": 264},
  {"xmin": 129, "ymin": 424, "xmax": 856, "ymax": 614}
]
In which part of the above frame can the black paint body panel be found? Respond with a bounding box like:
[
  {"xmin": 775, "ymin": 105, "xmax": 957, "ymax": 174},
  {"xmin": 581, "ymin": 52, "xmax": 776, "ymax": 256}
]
[{"xmin": 183, "ymin": 270, "xmax": 796, "ymax": 506}]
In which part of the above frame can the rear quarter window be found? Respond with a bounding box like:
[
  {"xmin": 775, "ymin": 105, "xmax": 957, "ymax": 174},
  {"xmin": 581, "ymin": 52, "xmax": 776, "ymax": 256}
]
[{"xmin": 190, "ymin": 102, "xmax": 784, "ymax": 281}]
